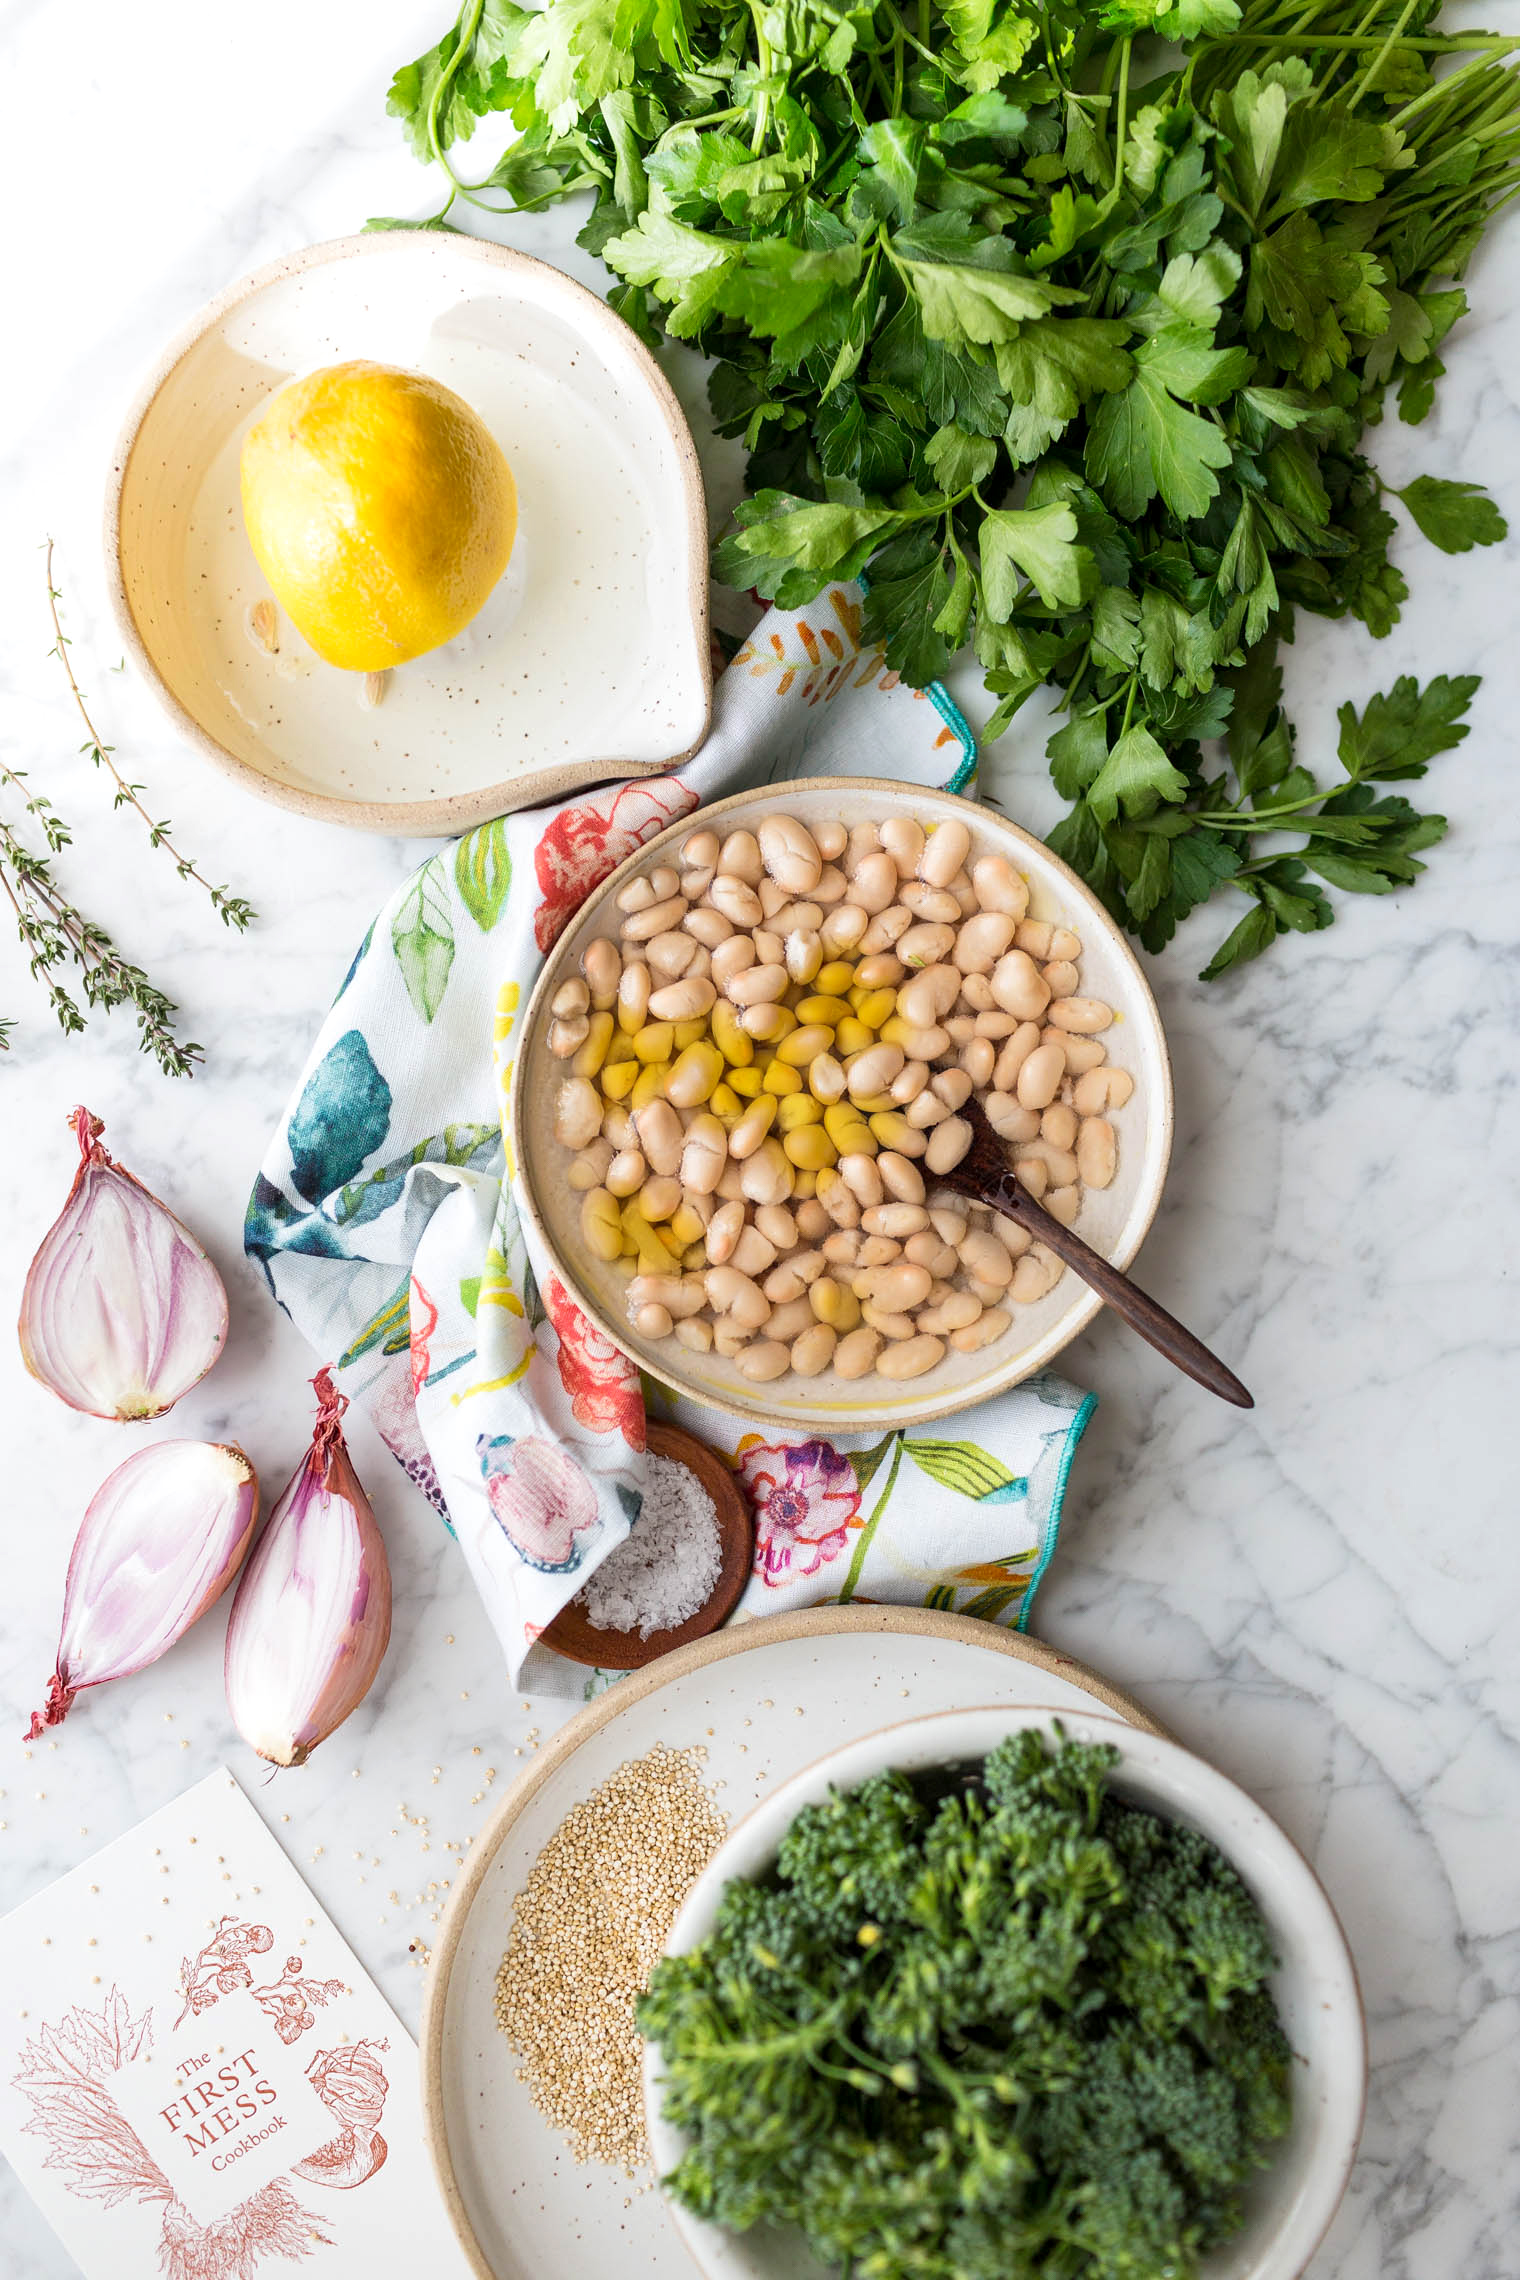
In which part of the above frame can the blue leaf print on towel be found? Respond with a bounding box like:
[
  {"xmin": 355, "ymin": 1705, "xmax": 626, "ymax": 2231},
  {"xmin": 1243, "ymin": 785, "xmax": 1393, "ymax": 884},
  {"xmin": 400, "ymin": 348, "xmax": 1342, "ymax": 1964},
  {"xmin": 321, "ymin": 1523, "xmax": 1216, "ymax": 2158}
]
[{"xmin": 287, "ymin": 1030, "xmax": 393, "ymax": 1204}]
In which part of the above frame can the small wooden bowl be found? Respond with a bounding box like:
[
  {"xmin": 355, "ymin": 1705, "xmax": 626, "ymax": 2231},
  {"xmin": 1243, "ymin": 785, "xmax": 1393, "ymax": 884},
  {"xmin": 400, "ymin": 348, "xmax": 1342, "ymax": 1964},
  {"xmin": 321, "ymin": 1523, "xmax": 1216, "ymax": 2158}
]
[{"xmin": 541, "ymin": 1423, "xmax": 753, "ymax": 1670}]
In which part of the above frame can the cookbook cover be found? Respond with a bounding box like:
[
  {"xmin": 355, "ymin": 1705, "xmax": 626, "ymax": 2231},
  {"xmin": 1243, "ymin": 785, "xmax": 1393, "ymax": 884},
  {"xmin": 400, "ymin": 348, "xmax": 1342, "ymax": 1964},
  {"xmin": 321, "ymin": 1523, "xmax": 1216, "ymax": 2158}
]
[{"xmin": 0, "ymin": 1768, "xmax": 472, "ymax": 2278}]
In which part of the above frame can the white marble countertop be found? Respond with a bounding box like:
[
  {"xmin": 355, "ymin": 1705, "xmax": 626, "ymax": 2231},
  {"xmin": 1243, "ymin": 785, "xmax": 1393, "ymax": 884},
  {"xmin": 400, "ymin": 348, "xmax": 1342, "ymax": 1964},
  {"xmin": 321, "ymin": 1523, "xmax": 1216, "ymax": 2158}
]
[{"xmin": 1, "ymin": 4, "xmax": 1515, "ymax": 2274}]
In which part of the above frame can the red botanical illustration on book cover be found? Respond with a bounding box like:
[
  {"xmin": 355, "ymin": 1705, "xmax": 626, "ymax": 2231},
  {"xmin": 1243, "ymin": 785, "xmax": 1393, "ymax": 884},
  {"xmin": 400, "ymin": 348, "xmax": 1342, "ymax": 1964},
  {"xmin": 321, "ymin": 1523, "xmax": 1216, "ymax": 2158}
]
[{"xmin": 11, "ymin": 1980, "xmax": 392, "ymax": 2277}]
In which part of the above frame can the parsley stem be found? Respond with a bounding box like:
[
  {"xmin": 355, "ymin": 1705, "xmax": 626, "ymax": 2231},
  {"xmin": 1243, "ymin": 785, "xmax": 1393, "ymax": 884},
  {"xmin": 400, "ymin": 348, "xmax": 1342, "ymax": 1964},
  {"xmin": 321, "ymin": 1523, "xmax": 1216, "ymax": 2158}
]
[{"xmin": 1112, "ymin": 39, "xmax": 1132, "ymax": 195}]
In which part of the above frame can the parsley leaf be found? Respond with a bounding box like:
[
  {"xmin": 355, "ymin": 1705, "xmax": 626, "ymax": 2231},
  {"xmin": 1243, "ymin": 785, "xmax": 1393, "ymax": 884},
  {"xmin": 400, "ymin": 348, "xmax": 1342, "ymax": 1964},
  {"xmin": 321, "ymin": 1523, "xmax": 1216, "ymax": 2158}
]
[{"xmin": 1395, "ymin": 476, "xmax": 1509, "ymax": 554}]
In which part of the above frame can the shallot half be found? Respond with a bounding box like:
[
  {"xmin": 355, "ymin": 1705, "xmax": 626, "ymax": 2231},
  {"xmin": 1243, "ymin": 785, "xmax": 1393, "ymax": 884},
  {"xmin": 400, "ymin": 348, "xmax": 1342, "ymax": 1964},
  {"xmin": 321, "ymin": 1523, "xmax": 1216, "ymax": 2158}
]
[
  {"xmin": 26, "ymin": 1440, "xmax": 260, "ymax": 1738},
  {"xmin": 224, "ymin": 1370, "xmax": 392, "ymax": 1768},
  {"xmin": 19, "ymin": 1107, "xmax": 228, "ymax": 1420}
]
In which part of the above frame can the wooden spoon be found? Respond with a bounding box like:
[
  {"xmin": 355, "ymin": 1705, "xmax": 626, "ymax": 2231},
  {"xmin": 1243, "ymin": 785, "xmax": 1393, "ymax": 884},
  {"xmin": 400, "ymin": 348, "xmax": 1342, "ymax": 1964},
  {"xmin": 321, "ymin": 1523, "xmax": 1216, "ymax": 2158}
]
[
  {"xmin": 937, "ymin": 1099, "xmax": 1253, "ymax": 1409},
  {"xmin": 541, "ymin": 1422, "xmax": 754, "ymax": 1669}
]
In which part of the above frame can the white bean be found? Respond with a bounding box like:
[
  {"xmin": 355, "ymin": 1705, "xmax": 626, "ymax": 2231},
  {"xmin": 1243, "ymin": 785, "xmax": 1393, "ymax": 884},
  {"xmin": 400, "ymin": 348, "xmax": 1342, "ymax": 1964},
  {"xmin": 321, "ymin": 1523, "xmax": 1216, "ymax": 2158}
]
[
  {"xmin": 901, "ymin": 881, "xmax": 962, "ymax": 925},
  {"xmin": 568, "ymin": 1138, "xmax": 615, "ymax": 1192},
  {"xmin": 739, "ymin": 1138, "xmax": 794, "ymax": 1206},
  {"xmin": 582, "ymin": 938, "xmax": 622, "ymax": 1006},
  {"xmin": 1041, "ymin": 1103, "xmax": 1078, "ymax": 1151},
  {"xmin": 875, "ymin": 1333, "xmax": 945, "ymax": 1379},
  {"xmin": 649, "ymin": 975, "xmax": 715, "ymax": 1021},
  {"xmin": 919, "ymin": 817, "xmax": 970, "ymax": 888},
  {"xmin": 1045, "ymin": 1185, "xmax": 1080, "ymax": 1226},
  {"xmin": 846, "ymin": 1042, "xmax": 905, "ymax": 1099},
  {"xmin": 1014, "ymin": 1159, "xmax": 1048, "ymax": 1200},
  {"xmin": 821, "ymin": 903, "xmax": 869, "ymax": 952},
  {"xmin": 731, "ymin": 1225, "xmax": 777, "ymax": 1280},
  {"xmin": 758, "ymin": 815, "xmax": 823, "ymax": 894},
  {"xmin": 814, "ymin": 818, "xmax": 848, "ymax": 860},
  {"xmin": 1015, "ymin": 919, "xmax": 1054, "ymax": 959},
  {"xmin": 862, "ymin": 1203, "xmax": 930, "ymax": 1238},
  {"xmin": 839, "ymin": 1153, "xmax": 885, "ymax": 1207},
  {"xmin": 717, "ymin": 829, "xmax": 764, "ymax": 883},
  {"xmin": 634, "ymin": 1098, "xmax": 684, "ymax": 1176},
  {"xmin": 680, "ymin": 1115, "xmax": 728, "ymax": 1195},
  {"xmin": 1010, "ymin": 1247, "xmax": 1064, "ymax": 1303},
  {"xmin": 676, "ymin": 1317, "xmax": 713, "ymax": 1354},
  {"xmin": 989, "ymin": 949, "xmax": 1051, "ymax": 1021},
  {"xmin": 1058, "ymin": 1033, "xmax": 1109, "ymax": 1075},
  {"xmin": 769, "ymin": 1297, "xmax": 817, "ymax": 1343},
  {"xmin": 726, "ymin": 961, "xmax": 790, "ymax": 1007},
  {"xmin": 898, "ymin": 922, "xmax": 956, "ymax": 970},
  {"xmin": 621, "ymin": 894, "xmax": 687, "ymax": 942},
  {"xmin": 1016, "ymin": 1042, "xmax": 1066, "ymax": 1111},
  {"xmin": 834, "ymin": 1326, "xmax": 884, "ymax": 1379},
  {"xmin": 1073, "ymin": 1066, "xmax": 1135, "ymax": 1116},
  {"xmin": 618, "ymin": 961, "xmax": 651, "ymax": 1029},
  {"xmin": 646, "ymin": 930, "xmax": 699, "ymax": 982},
  {"xmin": 1048, "ymin": 995, "xmax": 1114, "ymax": 1035},
  {"xmin": 959, "ymin": 1229, "xmax": 1014, "ymax": 1288},
  {"xmin": 706, "ymin": 1266, "xmax": 771, "ymax": 1330},
  {"xmin": 971, "ymin": 856, "xmax": 1028, "ymax": 919},
  {"xmin": 858, "ymin": 906, "xmax": 913, "ymax": 954},
  {"xmin": 634, "ymin": 1302, "xmax": 674, "ymax": 1339},
  {"xmin": 684, "ymin": 905, "xmax": 733, "ymax": 948},
  {"xmin": 791, "ymin": 1324, "xmax": 837, "ymax": 1377},
  {"xmin": 1077, "ymin": 1116, "xmax": 1118, "ymax": 1189},
  {"xmin": 897, "ymin": 964, "xmax": 961, "ymax": 1027},
  {"xmin": 877, "ymin": 1152, "xmax": 926, "ymax": 1205},
  {"xmin": 554, "ymin": 1078, "xmax": 603, "ymax": 1148},
  {"xmin": 739, "ymin": 1341, "xmax": 791, "ymax": 1382},
  {"xmin": 950, "ymin": 1307, "xmax": 1011, "ymax": 1353},
  {"xmin": 709, "ymin": 874, "xmax": 765, "ymax": 928},
  {"xmin": 953, "ymin": 911, "xmax": 1016, "ymax": 973},
  {"xmin": 959, "ymin": 1037, "xmax": 996, "ymax": 1089},
  {"xmin": 851, "ymin": 850, "xmax": 899, "ymax": 914},
  {"xmin": 548, "ymin": 1014, "xmax": 589, "ymax": 1058},
  {"xmin": 607, "ymin": 1146, "xmax": 647, "ymax": 1198},
  {"xmin": 918, "ymin": 1291, "xmax": 982, "ymax": 1334},
  {"xmin": 924, "ymin": 1117, "xmax": 972, "ymax": 1176}
]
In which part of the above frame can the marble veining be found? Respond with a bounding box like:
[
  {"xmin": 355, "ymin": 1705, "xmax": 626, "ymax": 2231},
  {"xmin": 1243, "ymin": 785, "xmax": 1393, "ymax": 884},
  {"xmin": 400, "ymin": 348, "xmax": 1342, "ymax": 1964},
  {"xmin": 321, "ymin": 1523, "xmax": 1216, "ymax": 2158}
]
[{"xmin": 0, "ymin": 4, "xmax": 1516, "ymax": 2274}]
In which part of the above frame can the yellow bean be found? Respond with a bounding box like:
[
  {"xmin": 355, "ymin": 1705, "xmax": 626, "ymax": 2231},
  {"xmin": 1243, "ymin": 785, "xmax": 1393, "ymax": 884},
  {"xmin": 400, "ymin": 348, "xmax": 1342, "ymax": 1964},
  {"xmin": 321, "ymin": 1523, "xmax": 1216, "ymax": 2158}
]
[
  {"xmin": 711, "ymin": 1001, "xmax": 753, "ymax": 1066},
  {"xmin": 853, "ymin": 987, "xmax": 898, "ymax": 1030},
  {"xmin": 816, "ymin": 960, "xmax": 858, "ymax": 996},
  {"xmin": 599, "ymin": 1056, "xmax": 638, "ymax": 1102},
  {"xmin": 669, "ymin": 1202, "xmax": 709, "ymax": 1248},
  {"xmin": 570, "ymin": 1010, "xmax": 614, "ymax": 1079},
  {"xmin": 809, "ymin": 1276, "xmax": 861, "ymax": 1331},
  {"xmin": 630, "ymin": 1062, "xmax": 671, "ymax": 1110},
  {"xmin": 868, "ymin": 1111, "xmax": 927, "ymax": 1157},
  {"xmin": 794, "ymin": 995, "xmax": 853, "ymax": 1026},
  {"xmin": 777, "ymin": 1022, "xmax": 835, "ymax": 1068},
  {"xmin": 666, "ymin": 1040, "xmax": 724, "ymax": 1106},
  {"xmin": 709, "ymin": 1080, "xmax": 743, "ymax": 1120},
  {"xmin": 631, "ymin": 1021, "xmax": 675, "ymax": 1064},
  {"xmin": 777, "ymin": 1093, "xmax": 824, "ymax": 1132},
  {"xmin": 761, "ymin": 1059, "xmax": 804, "ymax": 1096},
  {"xmin": 580, "ymin": 1188, "xmax": 625, "ymax": 1261},
  {"xmin": 728, "ymin": 1065, "xmax": 763, "ymax": 1098},
  {"xmin": 783, "ymin": 1125, "xmax": 838, "ymax": 1171},
  {"xmin": 792, "ymin": 1168, "xmax": 818, "ymax": 1198}
]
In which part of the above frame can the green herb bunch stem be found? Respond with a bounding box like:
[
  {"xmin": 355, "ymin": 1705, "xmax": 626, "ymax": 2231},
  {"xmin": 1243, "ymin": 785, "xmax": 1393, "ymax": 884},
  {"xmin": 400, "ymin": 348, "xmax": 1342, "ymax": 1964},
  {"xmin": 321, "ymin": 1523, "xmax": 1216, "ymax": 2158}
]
[{"xmin": 381, "ymin": 0, "xmax": 1516, "ymax": 977}]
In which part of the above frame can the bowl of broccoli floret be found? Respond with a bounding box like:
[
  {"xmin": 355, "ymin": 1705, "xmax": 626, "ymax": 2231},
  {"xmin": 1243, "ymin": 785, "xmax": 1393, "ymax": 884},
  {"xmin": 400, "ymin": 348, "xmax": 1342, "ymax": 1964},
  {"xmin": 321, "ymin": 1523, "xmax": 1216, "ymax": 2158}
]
[{"xmin": 639, "ymin": 1712, "xmax": 1364, "ymax": 2280}]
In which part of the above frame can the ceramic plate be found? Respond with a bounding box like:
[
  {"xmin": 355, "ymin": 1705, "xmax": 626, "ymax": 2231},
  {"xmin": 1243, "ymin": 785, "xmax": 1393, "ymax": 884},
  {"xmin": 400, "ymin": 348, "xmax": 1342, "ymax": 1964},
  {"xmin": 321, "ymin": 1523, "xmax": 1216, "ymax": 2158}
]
[
  {"xmin": 422, "ymin": 1606, "xmax": 1161, "ymax": 2280},
  {"xmin": 108, "ymin": 233, "xmax": 711, "ymax": 833},
  {"xmin": 513, "ymin": 777, "xmax": 1174, "ymax": 1431}
]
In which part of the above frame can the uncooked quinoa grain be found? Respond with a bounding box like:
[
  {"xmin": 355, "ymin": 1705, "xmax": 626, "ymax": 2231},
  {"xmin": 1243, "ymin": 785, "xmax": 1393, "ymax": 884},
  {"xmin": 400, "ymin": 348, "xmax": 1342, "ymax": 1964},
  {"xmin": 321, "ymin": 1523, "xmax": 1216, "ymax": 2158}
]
[{"xmin": 493, "ymin": 1743, "xmax": 727, "ymax": 2170}]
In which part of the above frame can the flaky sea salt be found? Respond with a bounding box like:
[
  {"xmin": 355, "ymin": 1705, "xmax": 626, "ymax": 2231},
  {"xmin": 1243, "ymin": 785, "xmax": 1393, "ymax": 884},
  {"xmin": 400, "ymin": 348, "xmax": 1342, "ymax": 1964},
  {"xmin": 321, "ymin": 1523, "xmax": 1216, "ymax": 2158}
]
[{"xmin": 574, "ymin": 1451, "xmax": 721, "ymax": 1637}]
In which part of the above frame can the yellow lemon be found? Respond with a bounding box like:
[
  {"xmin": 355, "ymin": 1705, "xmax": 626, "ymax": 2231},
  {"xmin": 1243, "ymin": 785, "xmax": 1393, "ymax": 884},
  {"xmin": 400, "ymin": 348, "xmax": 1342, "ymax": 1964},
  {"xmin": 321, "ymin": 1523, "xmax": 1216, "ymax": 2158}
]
[{"xmin": 240, "ymin": 360, "xmax": 516, "ymax": 671}]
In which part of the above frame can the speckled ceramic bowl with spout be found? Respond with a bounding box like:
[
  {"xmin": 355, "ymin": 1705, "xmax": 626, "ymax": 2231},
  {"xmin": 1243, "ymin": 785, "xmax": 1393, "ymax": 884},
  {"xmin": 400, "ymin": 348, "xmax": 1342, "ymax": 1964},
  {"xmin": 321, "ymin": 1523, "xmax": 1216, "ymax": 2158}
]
[{"xmin": 106, "ymin": 232, "xmax": 711, "ymax": 834}]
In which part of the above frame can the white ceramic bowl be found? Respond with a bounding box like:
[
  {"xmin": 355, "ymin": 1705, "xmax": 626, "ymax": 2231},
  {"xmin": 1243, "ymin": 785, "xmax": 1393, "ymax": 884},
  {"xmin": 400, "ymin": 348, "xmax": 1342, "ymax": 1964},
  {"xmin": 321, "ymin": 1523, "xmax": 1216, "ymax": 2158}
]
[
  {"xmin": 107, "ymin": 232, "xmax": 711, "ymax": 834},
  {"xmin": 513, "ymin": 776, "xmax": 1174, "ymax": 1430},
  {"xmin": 644, "ymin": 1705, "xmax": 1367, "ymax": 2280}
]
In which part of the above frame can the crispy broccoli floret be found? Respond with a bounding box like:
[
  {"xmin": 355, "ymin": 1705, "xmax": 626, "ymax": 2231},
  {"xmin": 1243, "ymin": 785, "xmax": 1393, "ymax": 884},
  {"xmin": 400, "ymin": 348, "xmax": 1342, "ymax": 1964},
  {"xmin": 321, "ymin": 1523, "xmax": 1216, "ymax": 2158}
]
[{"xmin": 640, "ymin": 1728, "xmax": 1295, "ymax": 2280}]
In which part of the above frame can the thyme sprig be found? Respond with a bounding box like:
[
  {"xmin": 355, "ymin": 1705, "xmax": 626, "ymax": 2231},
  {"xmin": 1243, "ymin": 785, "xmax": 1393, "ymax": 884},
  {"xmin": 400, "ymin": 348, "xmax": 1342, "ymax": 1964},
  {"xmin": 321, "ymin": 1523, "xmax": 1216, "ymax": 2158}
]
[
  {"xmin": 0, "ymin": 549, "xmax": 257, "ymax": 1073},
  {"xmin": 44, "ymin": 544, "xmax": 255, "ymax": 931}
]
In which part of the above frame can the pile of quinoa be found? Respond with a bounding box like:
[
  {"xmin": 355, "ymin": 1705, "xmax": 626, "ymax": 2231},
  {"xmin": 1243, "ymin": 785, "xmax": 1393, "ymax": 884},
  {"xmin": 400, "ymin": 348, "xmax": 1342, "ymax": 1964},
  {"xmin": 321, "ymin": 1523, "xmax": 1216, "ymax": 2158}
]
[
  {"xmin": 493, "ymin": 1742, "xmax": 727, "ymax": 2170},
  {"xmin": 573, "ymin": 1450, "xmax": 722, "ymax": 1638}
]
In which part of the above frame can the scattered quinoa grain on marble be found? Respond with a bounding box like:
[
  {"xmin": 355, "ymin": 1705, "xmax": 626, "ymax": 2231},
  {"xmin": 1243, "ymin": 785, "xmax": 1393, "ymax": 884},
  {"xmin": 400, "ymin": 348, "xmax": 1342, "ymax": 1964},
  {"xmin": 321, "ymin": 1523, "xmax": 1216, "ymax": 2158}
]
[{"xmin": 493, "ymin": 1742, "xmax": 727, "ymax": 2171}]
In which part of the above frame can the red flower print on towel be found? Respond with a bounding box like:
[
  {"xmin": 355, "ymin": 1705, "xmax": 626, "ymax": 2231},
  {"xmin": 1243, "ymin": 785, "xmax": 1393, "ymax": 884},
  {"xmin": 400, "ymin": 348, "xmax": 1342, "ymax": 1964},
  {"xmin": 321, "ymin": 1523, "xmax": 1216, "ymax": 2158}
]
[
  {"xmin": 409, "ymin": 1276, "xmax": 438, "ymax": 1397},
  {"xmin": 544, "ymin": 1275, "xmax": 647, "ymax": 1449},
  {"xmin": 736, "ymin": 1439, "xmax": 862, "ymax": 1586},
  {"xmin": 532, "ymin": 777, "xmax": 698, "ymax": 952}
]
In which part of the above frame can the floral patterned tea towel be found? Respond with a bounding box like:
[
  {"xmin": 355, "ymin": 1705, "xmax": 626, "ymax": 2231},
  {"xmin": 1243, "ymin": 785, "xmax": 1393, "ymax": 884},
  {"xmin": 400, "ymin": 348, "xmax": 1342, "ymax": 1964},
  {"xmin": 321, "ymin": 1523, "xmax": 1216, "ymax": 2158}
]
[{"xmin": 248, "ymin": 587, "xmax": 1096, "ymax": 1693}]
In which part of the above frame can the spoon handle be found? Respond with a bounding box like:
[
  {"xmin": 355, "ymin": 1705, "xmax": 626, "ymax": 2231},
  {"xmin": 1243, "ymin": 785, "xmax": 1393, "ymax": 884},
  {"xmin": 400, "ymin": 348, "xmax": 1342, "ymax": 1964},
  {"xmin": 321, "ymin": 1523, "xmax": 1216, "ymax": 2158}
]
[{"xmin": 990, "ymin": 1183, "xmax": 1254, "ymax": 1409}]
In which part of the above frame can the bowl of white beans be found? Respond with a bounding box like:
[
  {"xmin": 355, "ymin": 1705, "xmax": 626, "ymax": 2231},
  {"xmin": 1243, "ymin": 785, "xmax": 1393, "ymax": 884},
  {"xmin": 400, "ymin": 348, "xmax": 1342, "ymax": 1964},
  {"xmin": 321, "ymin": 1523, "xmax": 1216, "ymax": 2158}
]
[{"xmin": 511, "ymin": 778, "xmax": 1173, "ymax": 1428}]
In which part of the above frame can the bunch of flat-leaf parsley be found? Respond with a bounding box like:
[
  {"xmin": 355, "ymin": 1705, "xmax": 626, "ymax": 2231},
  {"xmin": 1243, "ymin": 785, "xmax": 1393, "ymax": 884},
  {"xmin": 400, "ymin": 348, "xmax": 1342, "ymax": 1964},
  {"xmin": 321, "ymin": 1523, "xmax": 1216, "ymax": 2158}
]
[
  {"xmin": 380, "ymin": 0, "xmax": 1517, "ymax": 978},
  {"xmin": 637, "ymin": 1727, "xmax": 1293, "ymax": 2280}
]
